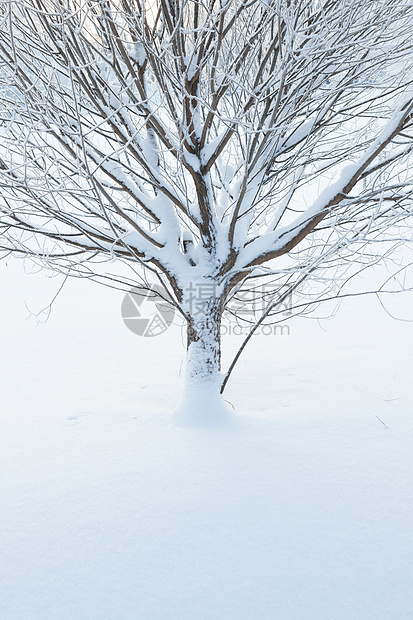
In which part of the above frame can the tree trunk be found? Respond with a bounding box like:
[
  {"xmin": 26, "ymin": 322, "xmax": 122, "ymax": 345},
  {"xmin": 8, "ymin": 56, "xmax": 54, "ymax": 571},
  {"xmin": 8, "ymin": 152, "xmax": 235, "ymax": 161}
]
[
  {"xmin": 186, "ymin": 300, "xmax": 222, "ymax": 382},
  {"xmin": 175, "ymin": 293, "xmax": 231, "ymax": 422}
]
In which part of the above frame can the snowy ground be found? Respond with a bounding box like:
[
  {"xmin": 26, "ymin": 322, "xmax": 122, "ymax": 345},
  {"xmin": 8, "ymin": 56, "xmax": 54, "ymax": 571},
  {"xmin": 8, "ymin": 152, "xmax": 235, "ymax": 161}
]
[{"xmin": 1, "ymin": 259, "xmax": 412, "ymax": 620}]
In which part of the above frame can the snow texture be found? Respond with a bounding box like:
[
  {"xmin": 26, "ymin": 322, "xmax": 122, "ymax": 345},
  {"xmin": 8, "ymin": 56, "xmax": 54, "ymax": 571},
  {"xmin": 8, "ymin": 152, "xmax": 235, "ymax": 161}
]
[{"xmin": 0, "ymin": 259, "xmax": 412, "ymax": 619}]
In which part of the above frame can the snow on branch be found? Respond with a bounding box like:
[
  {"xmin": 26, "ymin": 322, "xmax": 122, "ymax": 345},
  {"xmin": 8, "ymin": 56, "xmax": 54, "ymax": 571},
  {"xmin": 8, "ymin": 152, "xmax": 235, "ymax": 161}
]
[{"xmin": 0, "ymin": 0, "xmax": 412, "ymax": 308}]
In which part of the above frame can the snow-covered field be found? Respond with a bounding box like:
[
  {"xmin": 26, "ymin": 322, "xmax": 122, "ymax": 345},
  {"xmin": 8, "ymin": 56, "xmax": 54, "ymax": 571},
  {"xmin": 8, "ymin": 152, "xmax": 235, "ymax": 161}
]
[{"xmin": 1, "ymin": 259, "xmax": 412, "ymax": 620}]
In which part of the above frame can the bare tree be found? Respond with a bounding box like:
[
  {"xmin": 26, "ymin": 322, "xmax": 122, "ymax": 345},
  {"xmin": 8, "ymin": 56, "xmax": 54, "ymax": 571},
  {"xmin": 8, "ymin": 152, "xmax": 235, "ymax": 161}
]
[{"xmin": 0, "ymin": 0, "xmax": 412, "ymax": 410}]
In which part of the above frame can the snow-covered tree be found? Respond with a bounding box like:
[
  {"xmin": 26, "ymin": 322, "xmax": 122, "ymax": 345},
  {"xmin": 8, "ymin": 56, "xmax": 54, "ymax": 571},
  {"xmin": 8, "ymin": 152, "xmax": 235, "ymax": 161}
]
[{"xmin": 0, "ymin": 0, "xmax": 412, "ymax": 412}]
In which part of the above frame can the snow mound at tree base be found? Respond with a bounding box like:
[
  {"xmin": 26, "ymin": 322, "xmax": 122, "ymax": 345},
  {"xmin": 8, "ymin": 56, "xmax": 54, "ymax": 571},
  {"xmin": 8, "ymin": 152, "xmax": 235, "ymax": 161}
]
[{"xmin": 173, "ymin": 376, "xmax": 234, "ymax": 427}]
